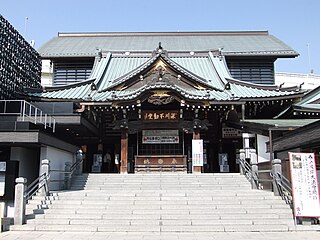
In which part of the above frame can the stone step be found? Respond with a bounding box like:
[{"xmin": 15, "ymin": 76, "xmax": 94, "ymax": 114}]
[
  {"xmin": 10, "ymin": 224, "xmax": 291, "ymax": 232},
  {"xmin": 14, "ymin": 173, "xmax": 296, "ymax": 233},
  {"xmin": 56, "ymin": 190, "xmax": 275, "ymax": 197},
  {"xmin": 24, "ymin": 218, "xmax": 294, "ymax": 226},
  {"xmin": 33, "ymin": 207, "xmax": 291, "ymax": 215},
  {"xmin": 55, "ymin": 195, "xmax": 282, "ymax": 201},
  {"xmin": 33, "ymin": 212, "xmax": 293, "ymax": 220}
]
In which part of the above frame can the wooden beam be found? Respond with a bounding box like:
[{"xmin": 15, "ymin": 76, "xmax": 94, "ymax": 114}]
[{"xmin": 120, "ymin": 129, "xmax": 128, "ymax": 173}]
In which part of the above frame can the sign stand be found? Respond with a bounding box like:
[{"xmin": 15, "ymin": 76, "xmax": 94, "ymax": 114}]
[{"xmin": 288, "ymin": 152, "xmax": 320, "ymax": 224}]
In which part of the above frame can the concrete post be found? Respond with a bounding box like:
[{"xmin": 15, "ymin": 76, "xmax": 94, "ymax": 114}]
[
  {"xmin": 272, "ymin": 158, "xmax": 282, "ymax": 196},
  {"xmin": 64, "ymin": 162, "xmax": 72, "ymax": 190},
  {"xmin": 39, "ymin": 159, "xmax": 50, "ymax": 196},
  {"xmin": 239, "ymin": 149, "xmax": 245, "ymax": 175},
  {"xmin": 250, "ymin": 149, "xmax": 258, "ymax": 189},
  {"xmin": 14, "ymin": 177, "xmax": 27, "ymax": 225}
]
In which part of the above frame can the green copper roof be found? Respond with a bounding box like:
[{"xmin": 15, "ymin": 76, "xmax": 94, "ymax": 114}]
[
  {"xmin": 29, "ymin": 50, "xmax": 302, "ymax": 102},
  {"xmin": 38, "ymin": 31, "xmax": 298, "ymax": 58},
  {"xmin": 293, "ymin": 86, "xmax": 320, "ymax": 112},
  {"xmin": 241, "ymin": 119, "xmax": 319, "ymax": 129}
]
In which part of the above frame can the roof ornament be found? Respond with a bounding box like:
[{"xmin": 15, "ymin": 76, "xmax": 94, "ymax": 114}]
[
  {"xmin": 95, "ymin": 48, "xmax": 102, "ymax": 61},
  {"xmin": 277, "ymin": 82, "xmax": 284, "ymax": 91},
  {"xmin": 153, "ymin": 42, "xmax": 168, "ymax": 56},
  {"xmin": 298, "ymin": 82, "xmax": 305, "ymax": 91},
  {"xmin": 158, "ymin": 42, "xmax": 163, "ymax": 52},
  {"xmin": 90, "ymin": 83, "xmax": 97, "ymax": 91},
  {"xmin": 224, "ymin": 82, "xmax": 231, "ymax": 90},
  {"xmin": 218, "ymin": 47, "xmax": 224, "ymax": 61}
]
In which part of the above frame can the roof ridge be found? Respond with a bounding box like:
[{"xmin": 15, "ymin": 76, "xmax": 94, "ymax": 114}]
[{"xmin": 57, "ymin": 31, "xmax": 269, "ymax": 38}]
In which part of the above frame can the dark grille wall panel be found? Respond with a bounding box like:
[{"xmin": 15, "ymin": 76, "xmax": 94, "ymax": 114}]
[
  {"xmin": 227, "ymin": 58, "xmax": 275, "ymax": 85},
  {"xmin": 0, "ymin": 15, "xmax": 41, "ymax": 100},
  {"xmin": 53, "ymin": 60, "xmax": 94, "ymax": 86}
]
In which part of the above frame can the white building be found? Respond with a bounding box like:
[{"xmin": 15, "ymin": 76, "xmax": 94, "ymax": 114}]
[{"xmin": 275, "ymin": 72, "xmax": 320, "ymax": 90}]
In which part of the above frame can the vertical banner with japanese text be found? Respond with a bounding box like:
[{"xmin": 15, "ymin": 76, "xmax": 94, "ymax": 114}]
[
  {"xmin": 192, "ymin": 139, "xmax": 203, "ymax": 167},
  {"xmin": 289, "ymin": 152, "xmax": 320, "ymax": 218}
]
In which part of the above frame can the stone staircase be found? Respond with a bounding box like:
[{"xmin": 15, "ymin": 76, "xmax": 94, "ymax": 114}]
[{"xmin": 10, "ymin": 173, "xmax": 296, "ymax": 232}]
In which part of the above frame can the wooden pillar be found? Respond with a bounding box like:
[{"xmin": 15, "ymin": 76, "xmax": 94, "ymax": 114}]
[
  {"xmin": 193, "ymin": 131, "xmax": 202, "ymax": 173},
  {"xmin": 120, "ymin": 129, "xmax": 128, "ymax": 174}
]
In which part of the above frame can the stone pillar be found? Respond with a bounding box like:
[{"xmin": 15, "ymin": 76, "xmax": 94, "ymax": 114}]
[
  {"xmin": 192, "ymin": 131, "xmax": 202, "ymax": 173},
  {"xmin": 239, "ymin": 149, "xmax": 245, "ymax": 175},
  {"xmin": 39, "ymin": 159, "xmax": 50, "ymax": 196},
  {"xmin": 272, "ymin": 159, "xmax": 282, "ymax": 196},
  {"xmin": 14, "ymin": 177, "xmax": 27, "ymax": 225},
  {"xmin": 64, "ymin": 162, "xmax": 72, "ymax": 190},
  {"xmin": 120, "ymin": 129, "xmax": 128, "ymax": 174},
  {"xmin": 250, "ymin": 149, "xmax": 258, "ymax": 189}
]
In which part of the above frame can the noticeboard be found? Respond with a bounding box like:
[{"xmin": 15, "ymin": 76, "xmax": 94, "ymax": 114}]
[{"xmin": 289, "ymin": 152, "xmax": 320, "ymax": 218}]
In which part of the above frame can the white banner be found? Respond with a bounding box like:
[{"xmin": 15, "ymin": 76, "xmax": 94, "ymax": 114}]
[
  {"xmin": 192, "ymin": 139, "xmax": 203, "ymax": 167},
  {"xmin": 289, "ymin": 152, "xmax": 320, "ymax": 218}
]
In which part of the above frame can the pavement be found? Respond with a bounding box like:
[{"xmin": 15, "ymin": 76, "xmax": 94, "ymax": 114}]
[{"xmin": 1, "ymin": 231, "xmax": 320, "ymax": 240}]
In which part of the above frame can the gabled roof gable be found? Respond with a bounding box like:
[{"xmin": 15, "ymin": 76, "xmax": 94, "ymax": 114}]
[{"xmin": 97, "ymin": 51, "xmax": 226, "ymax": 93}]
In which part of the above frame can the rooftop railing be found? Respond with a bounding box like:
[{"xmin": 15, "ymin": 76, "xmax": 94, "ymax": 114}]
[{"xmin": 0, "ymin": 100, "xmax": 56, "ymax": 132}]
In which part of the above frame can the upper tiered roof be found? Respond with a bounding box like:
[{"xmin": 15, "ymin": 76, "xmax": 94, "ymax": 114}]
[
  {"xmin": 38, "ymin": 31, "xmax": 298, "ymax": 58},
  {"xmin": 28, "ymin": 46, "xmax": 303, "ymax": 103}
]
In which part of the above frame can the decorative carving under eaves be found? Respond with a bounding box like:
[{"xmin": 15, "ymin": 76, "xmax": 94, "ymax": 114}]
[{"xmin": 147, "ymin": 95, "xmax": 174, "ymax": 105}]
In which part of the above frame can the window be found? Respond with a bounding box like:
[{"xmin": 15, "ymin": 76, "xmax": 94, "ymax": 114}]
[
  {"xmin": 53, "ymin": 59, "xmax": 94, "ymax": 86},
  {"xmin": 227, "ymin": 58, "xmax": 275, "ymax": 85}
]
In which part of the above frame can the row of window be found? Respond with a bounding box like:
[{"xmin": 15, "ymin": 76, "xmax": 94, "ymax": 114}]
[
  {"xmin": 52, "ymin": 58, "xmax": 275, "ymax": 86},
  {"xmin": 53, "ymin": 60, "xmax": 94, "ymax": 86},
  {"xmin": 227, "ymin": 59, "xmax": 275, "ymax": 85}
]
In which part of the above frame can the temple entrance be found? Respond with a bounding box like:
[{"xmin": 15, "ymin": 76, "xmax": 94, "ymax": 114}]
[{"xmin": 133, "ymin": 129, "xmax": 187, "ymax": 172}]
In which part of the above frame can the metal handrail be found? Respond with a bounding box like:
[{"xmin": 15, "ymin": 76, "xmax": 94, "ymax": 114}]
[
  {"xmin": 70, "ymin": 157, "xmax": 83, "ymax": 174},
  {"xmin": 49, "ymin": 157, "xmax": 84, "ymax": 189},
  {"xmin": 272, "ymin": 171, "xmax": 293, "ymax": 206},
  {"xmin": 239, "ymin": 158, "xmax": 272, "ymax": 190},
  {"xmin": 240, "ymin": 157, "xmax": 293, "ymax": 208},
  {"xmin": 0, "ymin": 100, "xmax": 56, "ymax": 132},
  {"xmin": 24, "ymin": 172, "xmax": 50, "ymax": 202},
  {"xmin": 239, "ymin": 158, "xmax": 260, "ymax": 187}
]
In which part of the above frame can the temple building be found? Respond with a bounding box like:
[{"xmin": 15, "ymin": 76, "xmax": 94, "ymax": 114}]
[{"xmin": 20, "ymin": 31, "xmax": 308, "ymax": 175}]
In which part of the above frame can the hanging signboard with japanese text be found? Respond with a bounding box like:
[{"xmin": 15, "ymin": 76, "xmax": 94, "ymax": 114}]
[
  {"xmin": 142, "ymin": 110, "xmax": 179, "ymax": 122},
  {"xmin": 142, "ymin": 130, "xmax": 179, "ymax": 144},
  {"xmin": 288, "ymin": 152, "xmax": 320, "ymax": 218},
  {"xmin": 192, "ymin": 139, "xmax": 203, "ymax": 167}
]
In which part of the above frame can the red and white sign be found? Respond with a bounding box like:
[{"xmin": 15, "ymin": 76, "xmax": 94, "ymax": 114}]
[
  {"xmin": 289, "ymin": 152, "xmax": 320, "ymax": 218},
  {"xmin": 192, "ymin": 139, "xmax": 203, "ymax": 167}
]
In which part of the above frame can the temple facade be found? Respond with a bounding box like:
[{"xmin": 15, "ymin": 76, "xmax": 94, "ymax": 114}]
[{"xmin": 23, "ymin": 31, "xmax": 306, "ymax": 174}]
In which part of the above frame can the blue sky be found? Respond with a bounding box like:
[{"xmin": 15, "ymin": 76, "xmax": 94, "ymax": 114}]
[{"xmin": 1, "ymin": 0, "xmax": 319, "ymax": 74}]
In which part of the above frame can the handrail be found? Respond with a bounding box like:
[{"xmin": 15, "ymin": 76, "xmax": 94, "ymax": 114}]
[
  {"xmin": 70, "ymin": 157, "xmax": 83, "ymax": 174},
  {"xmin": 240, "ymin": 155, "xmax": 294, "ymax": 209},
  {"xmin": 49, "ymin": 157, "xmax": 84, "ymax": 189},
  {"xmin": 239, "ymin": 158, "xmax": 267, "ymax": 189},
  {"xmin": 272, "ymin": 171, "xmax": 293, "ymax": 206},
  {"xmin": 0, "ymin": 100, "xmax": 56, "ymax": 132},
  {"xmin": 24, "ymin": 172, "xmax": 50, "ymax": 202}
]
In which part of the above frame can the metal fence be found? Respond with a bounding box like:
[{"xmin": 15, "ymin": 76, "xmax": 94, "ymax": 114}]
[{"xmin": 0, "ymin": 100, "xmax": 56, "ymax": 132}]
